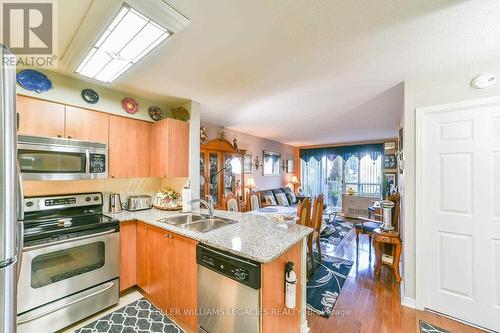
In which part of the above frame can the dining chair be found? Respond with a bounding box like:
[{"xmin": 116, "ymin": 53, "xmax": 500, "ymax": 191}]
[
  {"xmin": 354, "ymin": 193, "xmax": 401, "ymax": 251},
  {"xmin": 223, "ymin": 192, "xmax": 240, "ymax": 212},
  {"xmin": 297, "ymin": 197, "xmax": 312, "ymax": 277},
  {"xmin": 309, "ymin": 194, "xmax": 324, "ymax": 276},
  {"xmin": 246, "ymin": 190, "xmax": 260, "ymax": 211}
]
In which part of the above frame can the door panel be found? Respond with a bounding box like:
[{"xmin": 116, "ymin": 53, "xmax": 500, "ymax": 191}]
[
  {"xmin": 120, "ymin": 221, "xmax": 137, "ymax": 292},
  {"xmin": 148, "ymin": 226, "xmax": 171, "ymax": 312},
  {"xmin": 420, "ymin": 100, "xmax": 500, "ymax": 332},
  {"xmin": 17, "ymin": 95, "xmax": 65, "ymax": 138},
  {"xmin": 136, "ymin": 222, "xmax": 150, "ymax": 293},
  {"xmin": 65, "ymin": 106, "xmax": 109, "ymax": 143}
]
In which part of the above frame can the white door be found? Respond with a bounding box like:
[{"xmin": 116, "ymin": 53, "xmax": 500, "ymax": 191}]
[{"xmin": 417, "ymin": 97, "xmax": 500, "ymax": 332}]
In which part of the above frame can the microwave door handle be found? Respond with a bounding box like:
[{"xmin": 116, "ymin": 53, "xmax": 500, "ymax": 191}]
[{"xmin": 85, "ymin": 149, "xmax": 90, "ymax": 174}]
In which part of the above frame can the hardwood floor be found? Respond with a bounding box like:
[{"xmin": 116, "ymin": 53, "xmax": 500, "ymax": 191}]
[{"xmin": 307, "ymin": 227, "xmax": 487, "ymax": 333}]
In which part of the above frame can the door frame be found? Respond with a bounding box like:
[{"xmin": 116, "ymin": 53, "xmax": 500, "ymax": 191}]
[{"xmin": 415, "ymin": 95, "xmax": 500, "ymax": 310}]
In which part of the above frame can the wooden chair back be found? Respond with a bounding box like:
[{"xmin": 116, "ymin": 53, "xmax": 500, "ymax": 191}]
[
  {"xmin": 223, "ymin": 192, "xmax": 240, "ymax": 212},
  {"xmin": 297, "ymin": 197, "xmax": 311, "ymax": 227},
  {"xmin": 311, "ymin": 194, "xmax": 324, "ymax": 233},
  {"xmin": 246, "ymin": 190, "xmax": 260, "ymax": 211}
]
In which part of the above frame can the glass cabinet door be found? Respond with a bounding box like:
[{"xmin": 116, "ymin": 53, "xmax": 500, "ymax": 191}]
[
  {"xmin": 200, "ymin": 152, "xmax": 206, "ymax": 198},
  {"xmin": 209, "ymin": 153, "xmax": 220, "ymax": 205},
  {"xmin": 224, "ymin": 154, "xmax": 243, "ymax": 200}
]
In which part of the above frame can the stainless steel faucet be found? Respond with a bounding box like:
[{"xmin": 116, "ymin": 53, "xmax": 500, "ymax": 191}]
[{"xmin": 186, "ymin": 196, "xmax": 215, "ymax": 218}]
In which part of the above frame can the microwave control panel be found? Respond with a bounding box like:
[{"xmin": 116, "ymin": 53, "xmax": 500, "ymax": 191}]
[{"xmin": 89, "ymin": 154, "xmax": 106, "ymax": 173}]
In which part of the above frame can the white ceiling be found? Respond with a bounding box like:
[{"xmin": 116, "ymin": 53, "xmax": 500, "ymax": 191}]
[{"xmin": 56, "ymin": 0, "xmax": 500, "ymax": 146}]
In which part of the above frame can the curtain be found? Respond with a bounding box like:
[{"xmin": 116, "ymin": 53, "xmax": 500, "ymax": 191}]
[{"xmin": 299, "ymin": 143, "xmax": 384, "ymax": 162}]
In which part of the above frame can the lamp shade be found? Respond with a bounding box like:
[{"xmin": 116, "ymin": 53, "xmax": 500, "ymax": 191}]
[
  {"xmin": 290, "ymin": 175, "xmax": 300, "ymax": 185},
  {"xmin": 246, "ymin": 177, "xmax": 257, "ymax": 189}
]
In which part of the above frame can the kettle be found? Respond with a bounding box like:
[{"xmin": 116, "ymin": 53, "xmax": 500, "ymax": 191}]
[{"xmin": 109, "ymin": 193, "xmax": 122, "ymax": 213}]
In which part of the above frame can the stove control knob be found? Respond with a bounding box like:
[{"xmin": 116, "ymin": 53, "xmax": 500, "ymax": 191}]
[
  {"xmin": 26, "ymin": 201, "xmax": 33, "ymax": 207},
  {"xmin": 85, "ymin": 196, "xmax": 91, "ymax": 202},
  {"xmin": 94, "ymin": 196, "xmax": 99, "ymax": 201}
]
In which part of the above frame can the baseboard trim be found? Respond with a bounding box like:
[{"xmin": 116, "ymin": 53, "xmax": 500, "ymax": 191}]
[{"xmin": 401, "ymin": 296, "xmax": 416, "ymax": 309}]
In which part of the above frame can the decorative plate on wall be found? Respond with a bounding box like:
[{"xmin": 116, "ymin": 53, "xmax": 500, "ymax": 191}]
[
  {"xmin": 122, "ymin": 97, "xmax": 138, "ymax": 114},
  {"xmin": 16, "ymin": 70, "xmax": 53, "ymax": 93},
  {"xmin": 148, "ymin": 105, "xmax": 162, "ymax": 121},
  {"xmin": 81, "ymin": 89, "xmax": 99, "ymax": 104}
]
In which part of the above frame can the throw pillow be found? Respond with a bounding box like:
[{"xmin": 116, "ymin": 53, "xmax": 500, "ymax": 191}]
[
  {"xmin": 276, "ymin": 193, "xmax": 290, "ymax": 207},
  {"xmin": 264, "ymin": 194, "xmax": 277, "ymax": 206},
  {"xmin": 286, "ymin": 191, "xmax": 297, "ymax": 204}
]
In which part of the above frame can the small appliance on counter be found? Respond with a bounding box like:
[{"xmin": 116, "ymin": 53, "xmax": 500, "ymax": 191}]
[
  {"xmin": 125, "ymin": 195, "xmax": 152, "ymax": 211},
  {"xmin": 108, "ymin": 193, "xmax": 122, "ymax": 213}
]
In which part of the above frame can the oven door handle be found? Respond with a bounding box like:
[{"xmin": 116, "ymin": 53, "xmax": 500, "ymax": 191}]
[
  {"xmin": 23, "ymin": 229, "xmax": 116, "ymax": 252},
  {"xmin": 17, "ymin": 281, "xmax": 116, "ymax": 325}
]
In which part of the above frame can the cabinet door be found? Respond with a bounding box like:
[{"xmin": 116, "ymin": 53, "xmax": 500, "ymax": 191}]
[
  {"xmin": 109, "ymin": 115, "xmax": 151, "ymax": 178},
  {"xmin": 148, "ymin": 226, "xmax": 172, "ymax": 312},
  {"xmin": 65, "ymin": 106, "xmax": 109, "ymax": 143},
  {"xmin": 119, "ymin": 221, "xmax": 137, "ymax": 292},
  {"xmin": 136, "ymin": 222, "xmax": 150, "ymax": 294},
  {"xmin": 151, "ymin": 118, "xmax": 189, "ymax": 178},
  {"xmin": 170, "ymin": 234, "xmax": 198, "ymax": 331},
  {"xmin": 17, "ymin": 95, "xmax": 65, "ymax": 138}
]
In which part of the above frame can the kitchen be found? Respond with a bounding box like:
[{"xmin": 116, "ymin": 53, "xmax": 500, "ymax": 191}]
[{"xmin": 1, "ymin": 34, "xmax": 312, "ymax": 333}]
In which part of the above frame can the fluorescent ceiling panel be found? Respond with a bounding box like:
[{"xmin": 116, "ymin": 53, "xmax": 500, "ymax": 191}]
[{"xmin": 75, "ymin": 4, "xmax": 171, "ymax": 83}]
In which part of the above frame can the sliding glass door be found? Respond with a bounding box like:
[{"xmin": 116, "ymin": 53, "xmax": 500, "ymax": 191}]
[{"xmin": 302, "ymin": 153, "xmax": 382, "ymax": 209}]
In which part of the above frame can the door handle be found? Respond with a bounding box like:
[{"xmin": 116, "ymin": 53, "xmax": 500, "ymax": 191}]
[
  {"xmin": 23, "ymin": 229, "xmax": 116, "ymax": 252},
  {"xmin": 85, "ymin": 150, "xmax": 90, "ymax": 174},
  {"xmin": 16, "ymin": 222, "xmax": 23, "ymax": 279},
  {"xmin": 16, "ymin": 161, "xmax": 24, "ymax": 221}
]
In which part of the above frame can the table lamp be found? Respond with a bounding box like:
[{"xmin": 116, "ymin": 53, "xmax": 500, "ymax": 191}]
[
  {"xmin": 246, "ymin": 177, "xmax": 257, "ymax": 190},
  {"xmin": 290, "ymin": 175, "xmax": 300, "ymax": 193}
]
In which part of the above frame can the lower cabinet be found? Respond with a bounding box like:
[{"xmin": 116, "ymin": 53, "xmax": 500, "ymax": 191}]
[
  {"xmin": 131, "ymin": 221, "xmax": 198, "ymax": 333},
  {"xmin": 119, "ymin": 221, "xmax": 137, "ymax": 292}
]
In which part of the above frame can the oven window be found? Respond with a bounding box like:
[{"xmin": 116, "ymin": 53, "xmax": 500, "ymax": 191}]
[
  {"xmin": 18, "ymin": 150, "xmax": 85, "ymax": 173},
  {"xmin": 31, "ymin": 242, "xmax": 105, "ymax": 288}
]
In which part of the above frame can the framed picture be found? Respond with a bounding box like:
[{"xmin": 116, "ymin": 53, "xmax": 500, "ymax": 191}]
[
  {"xmin": 384, "ymin": 141, "xmax": 396, "ymax": 150},
  {"xmin": 243, "ymin": 154, "xmax": 253, "ymax": 174},
  {"xmin": 384, "ymin": 154, "xmax": 397, "ymax": 169},
  {"xmin": 286, "ymin": 159, "xmax": 295, "ymax": 173},
  {"xmin": 263, "ymin": 150, "xmax": 281, "ymax": 176},
  {"xmin": 385, "ymin": 173, "xmax": 397, "ymax": 195}
]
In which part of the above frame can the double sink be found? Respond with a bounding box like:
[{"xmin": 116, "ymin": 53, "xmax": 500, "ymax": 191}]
[{"xmin": 157, "ymin": 212, "xmax": 237, "ymax": 233}]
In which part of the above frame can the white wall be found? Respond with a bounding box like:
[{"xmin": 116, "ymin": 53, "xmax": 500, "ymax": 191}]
[
  {"xmin": 201, "ymin": 123, "xmax": 297, "ymax": 190},
  {"xmin": 403, "ymin": 61, "xmax": 500, "ymax": 301}
]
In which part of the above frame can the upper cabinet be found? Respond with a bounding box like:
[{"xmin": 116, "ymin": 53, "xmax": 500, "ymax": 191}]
[
  {"xmin": 17, "ymin": 96, "xmax": 109, "ymax": 144},
  {"xmin": 109, "ymin": 115, "xmax": 151, "ymax": 178},
  {"xmin": 17, "ymin": 95, "xmax": 65, "ymax": 138},
  {"xmin": 65, "ymin": 106, "xmax": 109, "ymax": 143},
  {"xmin": 151, "ymin": 118, "xmax": 189, "ymax": 178}
]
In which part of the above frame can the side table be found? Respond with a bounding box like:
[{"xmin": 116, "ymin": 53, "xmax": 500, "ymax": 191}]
[{"xmin": 373, "ymin": 228, "xmax": 402, "ymax": 282}]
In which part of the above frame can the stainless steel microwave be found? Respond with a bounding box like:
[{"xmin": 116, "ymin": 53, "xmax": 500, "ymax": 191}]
[{"xmin": 18, "ymin": 135, "xmax": 108, "ymax": 180}]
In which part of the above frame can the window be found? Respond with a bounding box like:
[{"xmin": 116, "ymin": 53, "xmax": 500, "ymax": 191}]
[{"xmin": 302, "ymin": 153, "xmax": 382, "ymax": 208}]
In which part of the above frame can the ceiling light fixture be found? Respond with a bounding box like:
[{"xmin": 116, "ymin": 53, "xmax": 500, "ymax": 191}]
[{"xmin": 75, "ymin": 4, "xmax": 171, "ymax": 83}]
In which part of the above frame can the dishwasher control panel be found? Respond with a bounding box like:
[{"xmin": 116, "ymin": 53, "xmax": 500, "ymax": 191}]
[{"xmin": 197, "ymin": 244, "xmax": 261, "ymax": 289}]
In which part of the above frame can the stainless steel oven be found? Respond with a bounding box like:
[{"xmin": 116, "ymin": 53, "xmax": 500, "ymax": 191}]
[
  {"xmin": 17, "ymin": 193, "xmax": 119, "ymax": 333},
  {"xmin": 18, "ymin": 135, "xmax": 108, "ymax": 180}
]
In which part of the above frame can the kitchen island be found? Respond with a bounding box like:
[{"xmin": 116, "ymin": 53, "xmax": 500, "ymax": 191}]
[{"xmin": 112, "ymin": 208, "xmax": 312, "ymax": 333}]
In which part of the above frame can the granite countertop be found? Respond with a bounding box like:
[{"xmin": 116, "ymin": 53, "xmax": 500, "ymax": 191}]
[{"xmin": 107, "ymin": 208, "xmax": 312, "ymax": 263}]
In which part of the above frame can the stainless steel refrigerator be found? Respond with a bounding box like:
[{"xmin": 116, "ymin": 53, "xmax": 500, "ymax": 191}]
[{"xmin": 0, "ymin": 44, "xmax": 24, "ymax": 333}]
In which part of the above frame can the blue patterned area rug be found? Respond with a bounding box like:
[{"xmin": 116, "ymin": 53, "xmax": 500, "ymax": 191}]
[
  {"xmin": 320, "ymin": 221, "xmax": 352, "ymax": 248},
  {"xmin": 306, "ymin": 253, "xmax": 353, "ymax": 318},
  {"xmin": 419, "ymin": 320, "xmax": 449, "ymax": 333},
  {"xmin": 75, "ymin": 298, "xmax": 181, "ymax": 333}
]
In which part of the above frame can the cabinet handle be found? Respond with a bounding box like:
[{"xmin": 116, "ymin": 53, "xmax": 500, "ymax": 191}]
[
  {"xmin": 67, "ymin": 135, "xmax": 72, "ymax": 139},
  {"xmin": 111, "ymin": 175, "xmax": 115, "ymax": 178},
  {"xmin": 144, "ymin": 226, "xmax": 148, "ymax": 229},
  {"xmin": 164, "ymin": 234, "xmax": 173, "ymax": 239},
  {"xmin": 57, "ymin": 134, "xmax": 62, "ymax": 138}
]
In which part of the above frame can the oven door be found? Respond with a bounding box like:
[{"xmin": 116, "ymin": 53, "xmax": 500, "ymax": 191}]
[{"xmin": 17, "ymin": 229, "xmax": 119, "ymax": 314}]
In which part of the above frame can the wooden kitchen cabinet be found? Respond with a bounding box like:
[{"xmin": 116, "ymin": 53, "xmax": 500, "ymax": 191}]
[
  {"xmin": 65, "ymin": 106, "xmax": 109, "ymax": 143},
  {"xmin": 170, "ymin": 234, "xmax": 198, "ymax": 331},
  {"xmin": 17, "ymin": 95, "xmax": 65, "ymax": 138},
  {"xmin": 151, "ymin": 118, "xmax": 189, "ymax": 178},
  {"xmin": 119, "ymin": 221, "xmax": 137, "ymax": 292},
  {"xmin": 136, "ymin": 222, "xmax": 151, "ymax": 293},
  {"xmin": 148, "ymin": 226, "xmax": 172, "ymax": 311},
  {"xmin": 109, "ymin": 115, "xmax": 151, "ymax": 178}
]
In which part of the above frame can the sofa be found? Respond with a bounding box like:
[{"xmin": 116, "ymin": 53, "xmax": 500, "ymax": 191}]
[{"xmin": 257, "ymin": 187, "xmax": 298, "ymax": 207}]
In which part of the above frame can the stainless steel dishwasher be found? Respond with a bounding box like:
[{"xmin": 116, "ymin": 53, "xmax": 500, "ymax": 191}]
[{"xmin": 197, "ymin": 244, "xmax": 261, "ymax": 333}]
